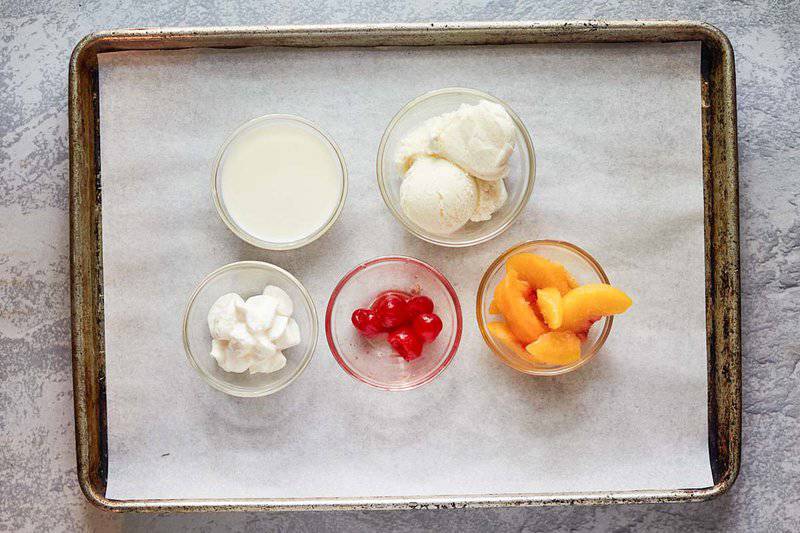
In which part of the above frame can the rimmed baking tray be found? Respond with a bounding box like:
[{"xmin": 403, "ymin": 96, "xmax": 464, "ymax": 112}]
[{"xmin": 69, "ymin": 20, "xmax": 740, "ymax": 512}]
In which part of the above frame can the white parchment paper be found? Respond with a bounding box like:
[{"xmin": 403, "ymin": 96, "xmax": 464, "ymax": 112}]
[{"xmin": 98, "ymin": 42, "xmax": 711, "ymax": 499}]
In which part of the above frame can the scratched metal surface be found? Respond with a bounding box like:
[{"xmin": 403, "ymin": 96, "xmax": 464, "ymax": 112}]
[{"xmin": 1, "ymin": 0, "xmax": 797, "ymax": 531}]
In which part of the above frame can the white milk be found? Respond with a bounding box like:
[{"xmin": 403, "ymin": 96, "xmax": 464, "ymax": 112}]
[{"xmin": 219, "ymin": 119, "xmax": 343, "ymax": 244}]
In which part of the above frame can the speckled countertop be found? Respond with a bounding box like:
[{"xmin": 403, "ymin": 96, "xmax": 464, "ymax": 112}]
[{"xmin": 2, "ymin": 1, "xmax": 798, "ymax": 531}]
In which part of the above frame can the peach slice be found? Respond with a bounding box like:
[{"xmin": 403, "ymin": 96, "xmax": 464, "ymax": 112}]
[
  {"xmin": 487, "ymin": 321, "xmax": 531, "ymax": 360},
  {"xmin": 506, "ymin": 253, "xmax": 578, "ymax": 295},
  {"xmin": 495, "ymin": 269, "xmax": 549, "ymax": 344},
  {"xmin": 536, "ymin": 287, "xmax": 564, "ymax": 329},
  {"xmin": 525, "ymin": 331, "xmax": 582, "ymax": 365},
  {"xmin": 488, "ymin": 281, "xmax": 503, "ymax": 314},
  {"xmin": 559, "ymin": 283, "xmax": 633, "ymax": 334}
]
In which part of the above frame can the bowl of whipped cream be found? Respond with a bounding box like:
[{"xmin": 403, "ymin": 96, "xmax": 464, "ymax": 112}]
[
  {"xmin": 182, "ymin": 261, "xmax": 318, "ymax": 397},
  {"xmin": 377, "ymin": 87, "xmax": 535, "ymax": 247}
]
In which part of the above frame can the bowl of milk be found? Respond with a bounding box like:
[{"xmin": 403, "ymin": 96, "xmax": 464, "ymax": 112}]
[{"xmin": 212, "ymin": 115, "xmax": 348, "ymax": 250}]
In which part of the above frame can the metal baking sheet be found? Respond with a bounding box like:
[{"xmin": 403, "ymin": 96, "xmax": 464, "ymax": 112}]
[{"xmin": 71, "ymin": 21, "xmax": 735, "ymax": 507}]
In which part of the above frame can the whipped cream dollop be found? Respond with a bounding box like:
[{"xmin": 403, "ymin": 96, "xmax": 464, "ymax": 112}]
[
  {"xmin": 395, "ymin": 99, "xmax": 517, "ymax": 234},
  {"xmin": 207, "ymin": 285, "xmax": 301, "ymax": 374}
]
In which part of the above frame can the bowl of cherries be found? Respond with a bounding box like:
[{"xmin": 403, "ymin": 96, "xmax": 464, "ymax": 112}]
[{"xmin": 325, "ymin": 256, "xmax": 462, "ymax": 390}]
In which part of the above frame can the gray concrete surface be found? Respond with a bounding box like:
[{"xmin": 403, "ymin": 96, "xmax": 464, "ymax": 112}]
[{"xmin": 1, "ymin": 1, "xmax": 798, "ymax": 531}]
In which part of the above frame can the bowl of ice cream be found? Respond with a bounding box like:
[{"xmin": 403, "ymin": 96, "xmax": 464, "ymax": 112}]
[
  {"xmin": 182, "ymin": 261, "xmax": 318, "ymax": 397},
  {"xmin": 377, "ymin": 88, "xmax": 535, "ymax": 247}
]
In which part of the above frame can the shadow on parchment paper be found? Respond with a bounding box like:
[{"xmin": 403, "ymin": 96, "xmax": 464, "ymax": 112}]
[
  {"xmin": 395, "ymin": 229, "xmax": 478, "ymax": 278},
  {"xmin": 218, "ymin": 228, "xmax": 338, "ymax": 276},
  {"xmin": 476, "ymin": 346, "xmax": 602, "ymax": 435},
  {"xmin": 201, "ymin": 378, "xmax": 315, "ymax": 437}
]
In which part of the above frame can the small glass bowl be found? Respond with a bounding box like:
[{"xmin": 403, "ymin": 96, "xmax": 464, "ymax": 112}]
[
  {"xmin": 182, "ymin": 261, "xmax": 318, "ymax": 397},
  {"xmin": 325, "ymin": 256, "xmax": 462, "ymax": 390},
  {"xmin": 377, "ymin": 87, "xmax": 535, "ymax": 247},
  {"xmin": 476, "ymin": 240, "xmax": 613, "ymax": 375},
  {"xmin": 212, "ymin": 114, "xmax": 348, "ymax": 251}
]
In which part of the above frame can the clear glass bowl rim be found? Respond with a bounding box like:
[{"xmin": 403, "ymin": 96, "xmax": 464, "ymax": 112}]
[
  {"xmin": 211, "ymin": 114, "xmax": 348, "ymax": 251},
  {"xmin": 376, "ymin": 87, "xmax": 536, "ymax": 248},
  {"xmin": 476, "ymin": 239, "xmax": 614, "ymax": 376},
  {"xmin": 182, "ymin": 260, "xmax": 319, "ymax": 397},
  {"xmin": 325, "ymin": 255, "xmax": 463, "ymax": 391}
]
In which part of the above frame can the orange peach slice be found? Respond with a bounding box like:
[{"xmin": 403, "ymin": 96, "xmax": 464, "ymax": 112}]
[
  {"xmin": 559, "ymin": 283, "xmax": 633, "ymax": 334},
  {"xmin": 536, "ymin": 287, "xmax": 564, "ymax": 329},
  {"xmin": 525, "ymin": 331, "xmax": 582, "ymax": 365},
  {"xmin": 506, "ymin": 253, "xmax": 578, "ymax": 295},
  {"xmin": 496, "ymin": 269, "xmax": 549, "ymax": 344},
  {"xmin": 488, "ymin": 281, "xmax": 503, "ymax": 314},
  {"xmin": 487, "ymin": 321, "xmax": 531, "ymax": 360}
]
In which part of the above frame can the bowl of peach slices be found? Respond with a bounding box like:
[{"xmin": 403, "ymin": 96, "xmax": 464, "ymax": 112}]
[{"xmin": 477, "ymin": 240, "xmax": 632, "ymax": 375}]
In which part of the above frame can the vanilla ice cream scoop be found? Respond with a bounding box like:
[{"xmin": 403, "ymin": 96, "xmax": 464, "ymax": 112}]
[
  {"xmin": 432, "ymin": 100, "xmax": 516, "ymax": 182},
  {"xmin": 471, "ymin": 179, "xmax": 508, "ymax": 222},
  {"xmin": 400, "ymin": 156, "xmax": 478, "ymax": 235},
  {"xmin": 395, "ymin": 115, "xmax": 447, "ymax": 172}
]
